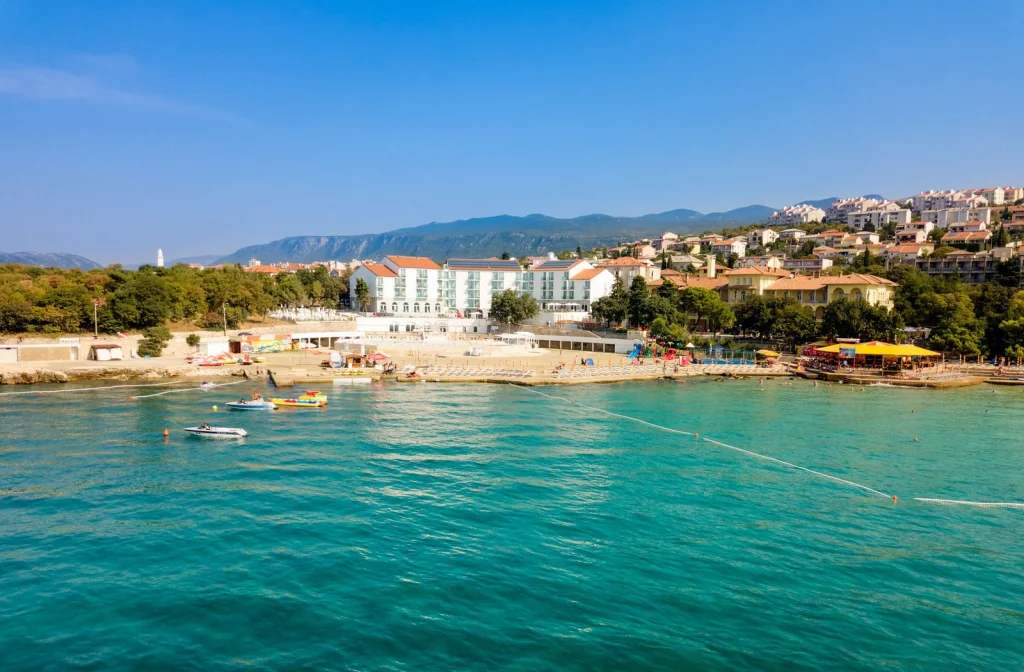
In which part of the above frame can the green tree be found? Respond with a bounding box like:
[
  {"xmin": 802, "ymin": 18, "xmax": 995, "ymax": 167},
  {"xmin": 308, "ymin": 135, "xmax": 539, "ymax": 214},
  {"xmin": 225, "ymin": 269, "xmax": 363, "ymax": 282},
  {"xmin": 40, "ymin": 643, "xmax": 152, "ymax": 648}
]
[
  {"xmin": 706, "ymin": 300, "xmax": 735, "ymax": 338},
  {"xmin": 501, "ymin": 251, "xmax": 511, "ymax": 260},
  {"xmin": 591, "ymin": 276, "xmax": 628, "ymax": 327},
  {"xmin": 773, "ymin": 300, "xmax": 818, "ymax": 349},
  {"xmin": 355, "ymin": 278, "xmax": 371, "ymax": 312},
  {"xmin": 679, "ymin": 287, "xmax": 722, "ymax": 331},
  {"xmin": 734, "ymin": 295, "xmax": 772, "ymax": 339},
  {"xmin": 993, "ymin": 225, "xmax": 1010, "ymax": 248},
  {"xmin": 925, "ymin": 292, "xmax": 983, "ymax": 355},
  {"xmin": 489, "ymin": 288, "xmax": 539, "ymax": 326},
  {"xmin": 627, "ymin": 275, "xmax": 652, "ymax": 327}
]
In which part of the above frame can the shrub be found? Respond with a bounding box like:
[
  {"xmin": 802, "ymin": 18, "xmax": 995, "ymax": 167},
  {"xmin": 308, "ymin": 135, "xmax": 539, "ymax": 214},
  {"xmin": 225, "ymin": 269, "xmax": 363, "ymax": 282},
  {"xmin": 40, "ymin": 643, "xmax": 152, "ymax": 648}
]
[
  {"xmin": 143, "ymin": 325, "xmax": 172, "ymax": 342},
  {"xmin": 137, "ymin": 338, "xmax": 164, "ymax": 358},
  {"xmin": 186, "ymin": 333, "xmax": 200, "ymax": 347}
]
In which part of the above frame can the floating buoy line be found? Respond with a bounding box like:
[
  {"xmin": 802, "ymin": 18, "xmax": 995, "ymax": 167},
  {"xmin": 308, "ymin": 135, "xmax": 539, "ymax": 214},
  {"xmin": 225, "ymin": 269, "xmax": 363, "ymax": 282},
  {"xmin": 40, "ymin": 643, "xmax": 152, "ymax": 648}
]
[
  {"xmin": 509, "ymin": 384, "xmax": 1021, "ymax": 511},
  {"xmin": 130, "ymin": 379, "xmax": 246, "ymax": 399}
]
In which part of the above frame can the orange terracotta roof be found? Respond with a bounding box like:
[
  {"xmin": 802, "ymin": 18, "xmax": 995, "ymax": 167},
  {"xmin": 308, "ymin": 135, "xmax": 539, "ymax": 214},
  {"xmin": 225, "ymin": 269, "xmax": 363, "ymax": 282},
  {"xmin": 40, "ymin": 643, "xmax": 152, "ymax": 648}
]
[
  {"xmin": 572, "ymin": 268, "xmax": 605, "ymax": 280},
  {"xmin": 941, "ymin": 231, "xmax": 991, "ymax": 242},
  {"xmin": 676, "ymin": 276, "xmax": 729, "ymax": 290},
  {"xmin": 765, "ymin": 276, "xmax": 824, "ymax": 291},
  {"xmin": 660, "ymin": 268, "xmax": 681, "ymax": 276},
  {"xmin": 603, "ymin": 257, "xmax": 647, "ymax": 267},
  {"xmin": 363, "ymin": 263, "xmax": 399, "ymax": 278},
  {"xmin": 820, "ymin": 274, "xmax": 897, "ymax": 286},
  {"xmin": 245, "ymin": 265, "xmax": 282, "ymax": 274},
  {"xmin": 384, "ymin": 255, "xmax": 442, "ymax": 270},
  {"xmin": 723, "ymin": 266, "xmax": 789, "ymax": 276}
]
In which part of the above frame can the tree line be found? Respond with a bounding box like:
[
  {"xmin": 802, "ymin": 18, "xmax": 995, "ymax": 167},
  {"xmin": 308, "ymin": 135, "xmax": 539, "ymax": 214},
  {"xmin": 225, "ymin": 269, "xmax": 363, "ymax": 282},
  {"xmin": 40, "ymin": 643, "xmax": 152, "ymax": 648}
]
[
  {"xmin": 0, "ymin": 263, "xmax": 350, "ymax": 334},
  {"xmin": 589, "ymin": 265, "xmax": 1024, "ymax": 357}
]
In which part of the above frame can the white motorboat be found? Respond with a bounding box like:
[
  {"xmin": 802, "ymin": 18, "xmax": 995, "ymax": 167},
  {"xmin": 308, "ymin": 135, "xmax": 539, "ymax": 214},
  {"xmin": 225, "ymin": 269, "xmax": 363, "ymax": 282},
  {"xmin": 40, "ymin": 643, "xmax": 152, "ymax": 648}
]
[
  {"xmin": 184, "ymin": 424, "xmax": 249, "ymax": 438},
  {"xmin": 225, "ymin": 399, "xmax": 276, "ymax": 410}
]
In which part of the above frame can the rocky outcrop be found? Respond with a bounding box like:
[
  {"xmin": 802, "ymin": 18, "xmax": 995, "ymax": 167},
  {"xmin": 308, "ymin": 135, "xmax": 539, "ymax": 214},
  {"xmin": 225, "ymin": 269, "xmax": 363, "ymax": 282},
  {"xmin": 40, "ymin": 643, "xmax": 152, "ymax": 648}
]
[{"xmin": 0, "ymin": 369, "xmax": 70, "ymax": 385}]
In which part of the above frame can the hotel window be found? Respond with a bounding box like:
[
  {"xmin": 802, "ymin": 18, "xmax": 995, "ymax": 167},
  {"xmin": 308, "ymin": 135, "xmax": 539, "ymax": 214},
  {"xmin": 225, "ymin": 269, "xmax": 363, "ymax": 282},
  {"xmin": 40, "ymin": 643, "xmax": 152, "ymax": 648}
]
[
  {"xmin": 380, "ymin": 302, "xmax": 387, "ymax": 313},
  {"xmin": 395, "ymin": 270, "xmax": 407, "ymax": 299},
  {"xmin": 402, "ymin": 302, "xmax": 409, "ymax": 313},
  {"xmin": 424, "ymin": 303, "xmax": 431, "ymax": 313},
  {"xmin": 416, "ymin": 269, "xmax": 428, "ymax": 301},
  {"xmin": 491, "ymin": 272, "xmax": 504, "ymax": 293},
  {"xmin": 391, "ymin": 302, "xmax": 397, "ymax": 313},
  {"xmin": 516, "ymin": 271, "xmax": 535, "ymax": 294},
  {"xmin": 466, "ymin": 271, "xmax": 480, "ymax": 308},
  {"xmin": 376, "ymin": 277, "xmax": 384, "ymax": 296},
  {"xmin": 583, "ymin": 280, "xmax": 591, "ymax": 300},
  {"xmin": 541, "ymin": 272, "xmax": 554, "ymax": 300},
  {"xmin": 440, "ymin": 270, "xmax": 456, "ymax": 308},
  {"xmin": 562, "ymin": 272, "xmax": 573, "ymax": 299},
  {"xmin": 414, "ymin": 303, "xmax": 420, "ymax": 313},
  {"xmin": 435, "ymin": 303, "xmax": 441, "ymax": 313}
]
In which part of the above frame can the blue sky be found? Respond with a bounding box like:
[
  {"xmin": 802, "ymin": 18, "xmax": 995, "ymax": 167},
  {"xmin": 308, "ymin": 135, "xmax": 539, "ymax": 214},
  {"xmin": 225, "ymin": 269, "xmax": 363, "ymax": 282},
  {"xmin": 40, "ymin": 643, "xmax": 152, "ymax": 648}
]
[{"xmin": 1, "ymin": 0, "xmax": 1022, "ymax": 264}]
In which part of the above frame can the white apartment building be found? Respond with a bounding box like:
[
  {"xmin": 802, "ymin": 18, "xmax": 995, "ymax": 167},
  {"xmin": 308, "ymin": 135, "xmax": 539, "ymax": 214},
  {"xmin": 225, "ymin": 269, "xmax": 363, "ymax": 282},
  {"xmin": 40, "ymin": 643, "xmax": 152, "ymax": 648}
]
[
  {"xmin": 781, "ymin": 257, "xmax": 833, "ymax": 274},
  {"xmin": 1004, "ymin": 187, "xmax": 1023, "ymax": 203},
  {"xmin": 746, "ymin": 228, "xmax": 779, "ymax": 249},
  {"xmin": 947, "ymin": 220, "xmax": 987, "ymax": 234},
  {"xmin": 896, "ymin": 228, "xmax": 928, "ymax": 244},
  {"xmin": 825, "ymin": 197, "xmax": 879, "ymax": 223},
  {"xmin": 349, "ymin": 255, "xmax": 615, "ymax": 321},
  {"xmin": 921, "ymin": 207, "xmax": 992, "ymax": 228},
  {"xmin": 847, "ymin": 203, "xmax": 911, "ymax": 231},
  {"xmin": 967, "ymin": 187, "xmax": 1004, "ymax": 205},
  {"xmin": 768, "ymin": 204, "xmax": 826, "ymax": 227},
  {"xmin": 778, "ymin": 228, "xmax": 807, "ymax": 241},
  {"xmin": 598, "ymin": 256, "xmax": 661, "ymax": 285},
  {"xmin": 913, "ymin": 190, "xmax": 963, "ymax": 212},
  {"xmin": 951, "ymin": 193, "xmax": 989, "ymax": 209},
  {"xmin": 710, "ymin": 238, "xmax": 748, "ymax": 258}
]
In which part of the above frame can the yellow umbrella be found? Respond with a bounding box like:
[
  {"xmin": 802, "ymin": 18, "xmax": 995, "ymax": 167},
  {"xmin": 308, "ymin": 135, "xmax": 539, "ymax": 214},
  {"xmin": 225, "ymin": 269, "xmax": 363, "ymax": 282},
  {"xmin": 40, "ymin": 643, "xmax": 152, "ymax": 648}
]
[{"xmin": 755, "ymin": 349, "xmax": 780, "ymax": 358}]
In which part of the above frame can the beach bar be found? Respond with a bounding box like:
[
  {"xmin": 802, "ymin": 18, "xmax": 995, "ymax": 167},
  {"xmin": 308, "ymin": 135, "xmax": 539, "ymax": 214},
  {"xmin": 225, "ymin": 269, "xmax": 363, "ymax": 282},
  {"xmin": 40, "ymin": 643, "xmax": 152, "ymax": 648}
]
[{"xmin": 816, "ymin": 341, "xmax": 940, "ymax": 370}]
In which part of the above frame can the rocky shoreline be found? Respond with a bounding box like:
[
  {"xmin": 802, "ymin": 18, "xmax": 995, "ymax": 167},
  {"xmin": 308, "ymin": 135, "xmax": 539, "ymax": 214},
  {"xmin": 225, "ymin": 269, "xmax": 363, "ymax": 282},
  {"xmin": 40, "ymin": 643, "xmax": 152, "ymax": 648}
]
[{"xmin": 0, "ymin": 365, "xmax": 245, "ymax": 386}]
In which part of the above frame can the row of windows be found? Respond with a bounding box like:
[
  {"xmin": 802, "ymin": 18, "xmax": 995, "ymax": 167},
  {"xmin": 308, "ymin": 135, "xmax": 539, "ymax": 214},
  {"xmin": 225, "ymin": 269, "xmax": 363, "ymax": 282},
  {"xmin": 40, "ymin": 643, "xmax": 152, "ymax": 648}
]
[{"xmin": 379, "ymin": 302, "xmax": 443, "ymax": 314}]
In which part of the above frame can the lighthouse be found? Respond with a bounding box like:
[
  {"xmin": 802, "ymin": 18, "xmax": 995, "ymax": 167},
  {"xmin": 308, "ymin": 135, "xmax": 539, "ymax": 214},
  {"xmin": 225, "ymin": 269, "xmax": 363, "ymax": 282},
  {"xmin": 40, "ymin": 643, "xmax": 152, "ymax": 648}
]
[{"xmin": 157, "ymin": 249, "xmax": 164, "ymax": 268}]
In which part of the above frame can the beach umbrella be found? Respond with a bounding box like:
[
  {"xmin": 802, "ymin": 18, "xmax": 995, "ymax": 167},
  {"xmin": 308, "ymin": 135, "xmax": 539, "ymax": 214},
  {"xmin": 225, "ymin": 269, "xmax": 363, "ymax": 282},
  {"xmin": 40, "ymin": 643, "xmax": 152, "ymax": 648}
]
[{"xmin": 367, "ymin": 352, "xmax": 389, "ymax": 362}]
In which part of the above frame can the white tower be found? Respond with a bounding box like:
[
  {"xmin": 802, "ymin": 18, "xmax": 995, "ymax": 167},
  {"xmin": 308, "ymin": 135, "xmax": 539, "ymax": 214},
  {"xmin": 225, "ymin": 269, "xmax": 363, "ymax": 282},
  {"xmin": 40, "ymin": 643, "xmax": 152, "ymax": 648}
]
[{"xmin": 157, "ymin": 249, "xmax": 164, "ymax": 268}]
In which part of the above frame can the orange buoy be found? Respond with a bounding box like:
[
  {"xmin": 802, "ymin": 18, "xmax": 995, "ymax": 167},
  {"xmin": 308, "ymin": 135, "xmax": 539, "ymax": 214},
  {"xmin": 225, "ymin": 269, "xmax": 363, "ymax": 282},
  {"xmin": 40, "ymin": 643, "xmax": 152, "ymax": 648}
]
[
  {"xmin": 162, "ymin": 429, "xmax": 169, "ymax": 437},
  {"xmin": 128, "ymin": 396, "xmax": 134, "ymax": 400},
  {"xmin": 892, "ymin": 495, "xmax": 898, "ymax": 503}
]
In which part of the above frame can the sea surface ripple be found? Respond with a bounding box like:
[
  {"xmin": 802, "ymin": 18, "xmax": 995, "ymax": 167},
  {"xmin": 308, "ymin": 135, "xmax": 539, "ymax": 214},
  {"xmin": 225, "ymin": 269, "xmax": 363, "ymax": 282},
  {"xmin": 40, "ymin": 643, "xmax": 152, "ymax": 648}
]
[{"xmin": 1, "ymin": 379, "xmax": 1023, "ymax": 670}]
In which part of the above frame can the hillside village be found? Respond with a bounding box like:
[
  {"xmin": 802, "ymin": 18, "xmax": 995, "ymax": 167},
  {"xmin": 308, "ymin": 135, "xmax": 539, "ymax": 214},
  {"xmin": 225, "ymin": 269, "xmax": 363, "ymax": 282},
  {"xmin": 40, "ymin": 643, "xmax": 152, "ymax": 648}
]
[
  {"xmin": 217, "ymin": 187, "xmax": 1024, "ymax": 330},
  {"xmin": 4, "ymin": 186, "xmax": 1024, "ymax": 359}
]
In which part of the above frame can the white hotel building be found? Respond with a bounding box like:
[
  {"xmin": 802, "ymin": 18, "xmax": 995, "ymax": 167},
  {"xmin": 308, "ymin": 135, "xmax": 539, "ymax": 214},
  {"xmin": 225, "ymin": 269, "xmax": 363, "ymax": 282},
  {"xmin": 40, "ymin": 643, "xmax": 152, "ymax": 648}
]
[{"xmin": 348, "ymin": 255, "xmax": 614, "ymax": 324}]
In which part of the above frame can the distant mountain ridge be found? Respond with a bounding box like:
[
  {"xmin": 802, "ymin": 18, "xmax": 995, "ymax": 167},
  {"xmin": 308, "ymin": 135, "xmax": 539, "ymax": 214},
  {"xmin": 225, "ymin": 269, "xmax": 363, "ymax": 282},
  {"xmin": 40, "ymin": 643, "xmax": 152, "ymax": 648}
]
[
  {"xmin": 215, "ymin": 204, "xmax": 787, "ymax": 265},
  {"xmin": 0, "ymin": 251, "xmax": 101, "ymax": 270}
]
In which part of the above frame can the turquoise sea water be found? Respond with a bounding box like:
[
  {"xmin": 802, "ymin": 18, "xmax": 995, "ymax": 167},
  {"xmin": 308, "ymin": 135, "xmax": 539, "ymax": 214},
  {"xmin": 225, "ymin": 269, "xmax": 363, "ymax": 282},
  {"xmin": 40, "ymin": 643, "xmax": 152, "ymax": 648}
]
[{"xmin": 2, "ymin": 379, "xmax": 1023, "ymax": 670}]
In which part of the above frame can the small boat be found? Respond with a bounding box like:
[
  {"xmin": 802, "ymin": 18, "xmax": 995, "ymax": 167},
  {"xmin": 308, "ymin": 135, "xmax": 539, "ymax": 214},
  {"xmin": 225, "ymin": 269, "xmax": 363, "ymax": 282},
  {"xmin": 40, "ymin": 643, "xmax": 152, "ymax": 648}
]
[
  {"xmin": 269, "ymin": 390, "xmax": 327, "ymax": 408},
  {"xmin": 184, "ymin": 424, "xmax": 249, "ymax": 438},
  {"xmin": 199, "ymin": 362, "xmax": 223, "ymax": 368},
  {"xmin": 225, "ymin": 399, "xmax": 276, "ymax": 410}
]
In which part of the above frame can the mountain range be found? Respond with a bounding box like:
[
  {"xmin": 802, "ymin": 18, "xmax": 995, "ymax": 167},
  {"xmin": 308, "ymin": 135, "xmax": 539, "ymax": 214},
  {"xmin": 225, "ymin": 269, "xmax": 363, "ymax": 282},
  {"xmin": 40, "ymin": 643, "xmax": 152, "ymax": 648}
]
[
  {"xmin": 0, "ymin": 251, "xmax": 102, "ymax": 270},
  {"xmin": 214, "ymin": 203, "xmax": 793, "ymax": 265},
  {"xmin": 2, "ymin": 195, "xmax": 887, "ymax": 270}
]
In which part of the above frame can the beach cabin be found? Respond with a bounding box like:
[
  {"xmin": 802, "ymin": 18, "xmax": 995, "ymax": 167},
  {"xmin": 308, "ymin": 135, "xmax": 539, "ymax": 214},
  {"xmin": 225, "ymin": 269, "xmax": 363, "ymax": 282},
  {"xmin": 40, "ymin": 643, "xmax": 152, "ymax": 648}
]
[
  {"xmin": 88, "ymin": 344, "xmax": 124, "ymax": 361},
  {"xmin": 343, "ymin": 353, "xmax": 367, "ymax": 369}
]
